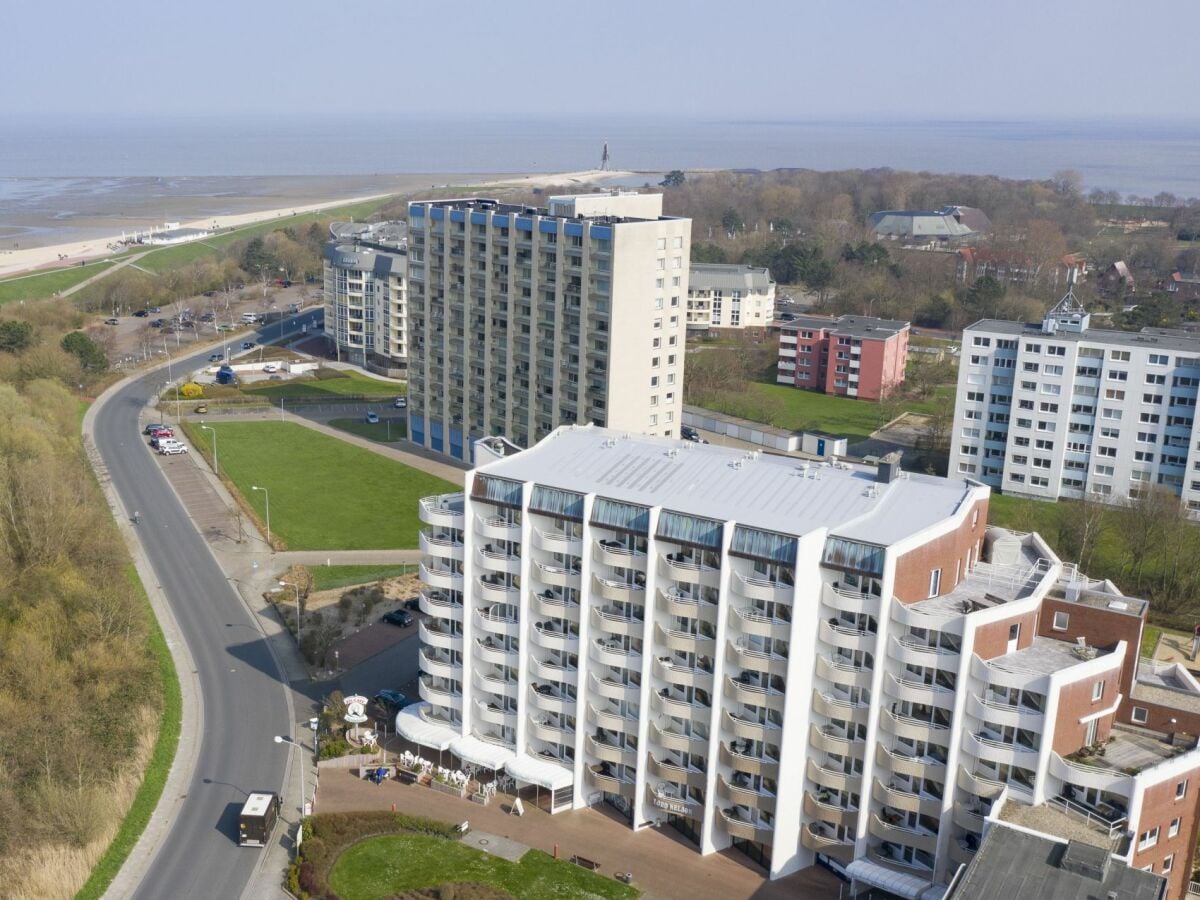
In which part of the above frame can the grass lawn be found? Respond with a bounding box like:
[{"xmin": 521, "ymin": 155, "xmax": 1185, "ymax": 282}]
[
  {"xmin": 0, "ymin": 260, "xmax": 118, "ymax": 305},
  {"xmin": 182, "ymin": 421, "xmax": 457, "ymax": 550},
  {"xmin": 309, "ymin": 564, "xmax": 416, "ymax": 592},
  {"xmin": 329, "ymin": 833, "xmax": 637, "ymax": 900},
  {"xmin": 244, "ymin": 370, "xmax": 403, "ymax": 401},
  {"xmin": 328, "ymin": 416, "xmax": 408, "ymax": 443}
]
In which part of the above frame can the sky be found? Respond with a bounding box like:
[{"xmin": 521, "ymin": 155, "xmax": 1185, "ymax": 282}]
[{"xmin": 4, "ymin": 0, "xmax": 1199, "ymax": 121}]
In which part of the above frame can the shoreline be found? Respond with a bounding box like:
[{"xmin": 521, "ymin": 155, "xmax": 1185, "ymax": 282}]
[{"xmin": 0, "ymin": 169, "xmax": 638, "ymax": 280}]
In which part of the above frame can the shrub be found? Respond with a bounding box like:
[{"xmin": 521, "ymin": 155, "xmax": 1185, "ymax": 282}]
[
  {"xmin": 180, "ymin": 382, "xmax": 203, "ymax": 399},
  {"xmin": 318, "ymin": 738, "xmax": 350, "ymax": 760},
  {"xmin": 314, "ymin": 368, "xmax": 349, "ymax": 381}
]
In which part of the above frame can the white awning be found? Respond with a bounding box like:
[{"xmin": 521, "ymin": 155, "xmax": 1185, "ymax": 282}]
[
  {"xmin": 451, "ymin": 735, "xmax": 516, "ymax": 769},
  {"xmin": 394, "ymin": 703, "xmax": 457, "ymax": 751},
  {"xmin": 506, "ymin": 754, "xmax": 574, "ymax": 790},
  {"xmin": 846, "ymin": 859, "xmax": 931, "ymax": 900}
]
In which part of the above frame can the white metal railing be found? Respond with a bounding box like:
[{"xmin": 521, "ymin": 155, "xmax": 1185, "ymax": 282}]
[{"xmin": 1047, "ymin": 794, "xmax": 1127, "ymax": 838}]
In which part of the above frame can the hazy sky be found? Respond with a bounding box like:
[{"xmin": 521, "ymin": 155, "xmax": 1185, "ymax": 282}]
[{"xmin": 5, "ymin": 0, "xmax": 1198, "ymax": 120}]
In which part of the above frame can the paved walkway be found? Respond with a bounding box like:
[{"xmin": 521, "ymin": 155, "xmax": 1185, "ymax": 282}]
[{"xmin": 316, "ymin": 771, "xmax": 842, "ymax": 900}]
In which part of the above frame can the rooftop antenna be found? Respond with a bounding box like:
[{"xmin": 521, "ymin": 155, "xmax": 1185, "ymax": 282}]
[{"xmin": 600, "ymin": 141, "xmax": 610, "ymax": 172}]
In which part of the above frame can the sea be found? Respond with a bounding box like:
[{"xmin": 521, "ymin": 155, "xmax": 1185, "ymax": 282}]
[{"xmin": 3, "ymin": 115, "xmax": 1200, "ymax": 248}]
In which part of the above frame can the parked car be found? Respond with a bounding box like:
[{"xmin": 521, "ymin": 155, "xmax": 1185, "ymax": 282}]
[
  {"xmin": 365, "ymin": 411, "xmax": 380, "ymax": 424},
  {"xmin": 149, "ymin": 426, "xmax": 175, "ymax": 439},
  {"xmin": 373, "ymin": 690, "xmax": 412, "ymax": 713},
  {"xmin": 681, "ymin": 425, "xmax": 700, "ymax": 441},
  {"xmin": 241, "ymin": 341, "xmax": 256, "ymax": 350},
  {"xmin": 287, "ymin": 303, "xmax": 300, "ymax": 314},
  {"xmin": 262, "ymin": 363, "xmax": 279, "ymax": 373},
  {"xmin": 200, "ymin": 312, "xmax": 215, "ymax": 322},
  {"xmin": 134, "ymin": 309, "xmax": 150, "ymax": 318},
  {"xmin": 157, "ymin": 440, "xmax": 187, "ymax": 455},
  {"xmin": 403, "ymin": 597, "xmax": 421, "ymax": 612},
  {"xmin": 104, "ymin": 317, "xmax": 119, "ymax": 326},
  {"xmin": 194, "ymin": 404, "xmax": 208, "ymax": 414},
  {"xmin": 149, "ymin": 307, "xmax": 161, "ymax": 314},
  {"xmin": 209, "ymin": 353, "xmax": 224, "ymax": 363},
  {"xmin": 393, "ymin": 396, "xmax": 407, "ymax": 409},
  {"xmin": 143, "ymin": 422, "xmax": 167, "ymax": 435},
  {"xmin": 380, "ymin": 609, "xmax": 413, "ymax": 627},
  {"xmin": 150, "ymin": 319, "xmax": 165, "ymax": 328}
]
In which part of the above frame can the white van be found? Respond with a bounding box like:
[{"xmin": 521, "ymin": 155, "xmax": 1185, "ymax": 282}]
[{"xmin": 240, "ymin": 312, "xmax": 261, "ymax": 325}]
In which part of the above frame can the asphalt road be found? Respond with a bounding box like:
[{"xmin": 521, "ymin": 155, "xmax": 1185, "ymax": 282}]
[{"xmin": 94, "ymin": 314, "xmax": 317, "ymax": 900}]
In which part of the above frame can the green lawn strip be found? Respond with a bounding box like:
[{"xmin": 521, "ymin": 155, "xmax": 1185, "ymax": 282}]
[
  {"xmin": 182, "ymin": 420, "xmax": 456, "ymax": 549},
  {"xmin": 1142, "ymin": 625, "xmax": 1162, "ymax": 658},
  {"xmin": 309, "ymin": 564, "xmax": 416, "ymax": 592},
  {"xmin": 75, "ymin": 564, "xmax": 182, "ymax": 900},
  {"xmin": 0, "ymin": 260, "xmax": 119, "ymax": 305},
  {"xmin": 329, "ymin": 833, "xmax": 637, "ymax": 900},
  {"xmin": 327, "ymin": 416, "xmax": 408, "ymax": 443},
  {"xmin": 244, "ymin": 371, "xmax": 404, "ymax": 400},
  {"xmin": 696, "ymin": 381, "xmax": 910, "ymax": 443}
]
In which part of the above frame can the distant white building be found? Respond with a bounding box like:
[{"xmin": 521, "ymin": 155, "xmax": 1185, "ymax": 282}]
[
  {"xmin": 322, "ymin": 221, "xmax": 408, "ymax": 368},
  {"xmin": 686, "ymin": 264, "xmax": 775, "ymax": 333},
  {"xmin": 138, "ymin": 224, "xmax": 212, "ymax": 246}
]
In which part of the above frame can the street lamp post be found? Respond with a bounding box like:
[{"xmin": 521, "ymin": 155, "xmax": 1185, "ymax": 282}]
[
  {"xmin": 251, "ymin": 485, "xmax": 270, "ymax": 547},
  {"xmin": 200, "ymin": 424, "xmax": 217, "ymax": 476},
  {"xmin": 273, "ymin": 734, "xmax": 306, "ymax": 843}
]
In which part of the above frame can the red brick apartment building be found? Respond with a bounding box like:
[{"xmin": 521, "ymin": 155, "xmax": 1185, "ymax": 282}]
[{"xmin": 775, "ymin": 314, "xmax": 910, "ymax": 400}]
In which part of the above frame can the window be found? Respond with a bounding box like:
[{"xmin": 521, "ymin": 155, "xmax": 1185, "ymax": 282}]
[
  {"xmin": 1044, "ymin": 364, "xmax": 1064, "ymax": 376},
  {"xmin": 1047, "ymin": 345, "xmax": 1066, "ymax": 356},
  {"xmin": 1095, "ymin": 464, "xmax": 1115, "ymax": 477},
  {"xmin": 1138, "ymin": 827, "xmax": 1159, "ymax": 851},
  {"xmin": 1150, "ymin": 353, "xmax": 1169, "ymax": 365},
  {"xmin": 1146, "ymin": 373, "xmax": 1166, "ymax": 385},
  {"xmin": 1111, "ymin": 350, "xmax": 1131, "ymax": 361},
  {"xmin": 1105, "ymin": 388, "xmax": 1126, "ymax": 400},
  {"xmin": 1108, "ymin": 370, "xmax": 1128, "ymax": 381},
  {"xmin": 1025, "ymin": 343, "xmax": 1042, "ymax": 353},
  {"xmin": 1132, "ymin": 707, "xmax": 1149, "ymax": 725},
  {"xmin": 1176, "ymin": 779, "xmax": 1188, "ymax": 800},
  {"xmin": 1092, "ymin": 680, "xmax": 1104, "ymax": 702},
  {"xmin": 1163, "ymin": 854, "xmax": 1174, "ymax": 874},
  {"xmin": 973, "ymin": 336, "xmax": 992, "ymax": 347},
  {"xmin": 1169, "ymin": 817, "xmax": 1181, "ymax": 838},
  {"xmin": 928, "ymin": 569, "xmax": 941, "ymax": 597},
  {"xmin": 1052, "ymin": 611, "xmax": 1069, "ymax": 631}
]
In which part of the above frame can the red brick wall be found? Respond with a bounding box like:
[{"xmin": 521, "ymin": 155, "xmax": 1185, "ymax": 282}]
[
  {"xmin": 973, "ymin": 610, "xmax": 1039, "ymax": 661},
  {"xmin": 1130, "ymin": 766, "xmax": 1200, "ymax": 900},
  {"xmin": 1036, "ymin": 598, "xmax": 1143, "ymax": 698},
  {"xmin": 893, "ymin": 498, "xmax": 989, "ymax": 604},
  {"xmin": 1051, "ymin": 673, "xmax": 1117, "ymax": 756},
  {"xmin": 1118, "ymin": 699, "xmax": 1200, "ymax": 738}
]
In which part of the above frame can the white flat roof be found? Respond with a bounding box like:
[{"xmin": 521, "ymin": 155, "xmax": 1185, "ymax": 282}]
[
  {"xmin": 506, "ymin": 754, "xmax": 573, "ymax": 790},
  {"xmin": 479, "ymin": 426, "xmax": 975, "ymax": 546},
  {"xmin": 395, "ymin": 703, "xmax": 457, "ymax": 751},
  {"xmin": 451, "ymin": 735, "xmax": 516, "ymax": 770}
]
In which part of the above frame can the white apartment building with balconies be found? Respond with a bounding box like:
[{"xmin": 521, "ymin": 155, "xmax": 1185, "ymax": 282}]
[
  {"xmin": 322, "ymin": 221, "xmax": 408, "ymax": 368},
  {"xmin": 686, "ymin": 263, "xmax": 775, "ymax": 334},
  {"xmin": 401, "ymin": 426, "xmax": 1200, "ymax": 896},
  {"xmin": 951, "ymin": 287, "xmax": 1200, "ymax": 510},
  {"xmin": 404, "ymin": 192, "xmax": 691, "ymax": 462}
]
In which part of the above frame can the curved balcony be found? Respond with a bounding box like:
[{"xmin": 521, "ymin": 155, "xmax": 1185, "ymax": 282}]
[
  {"xmin": 419, "ymin": 702, "xmax": 460, "ymax": 729},
  {"xmin": 868, "ymin": 813, "xmax": 938, "ymax": 855},
  {"xmin": 819, "ymin": 619, "xmax": 877, "ymax": 652},
  {"xmin": 418, "ymin": 676, "xmax": 461, "ymax": 707},
  {"xmin": 967, "ymin": 693, "xmax": 1046, "ymax": 730},
  {"xmin": 419, "ymin": 590, "xmax": 463, "ymax": 622},
  {"xmin": 646, "ymin": 784, "xmax": 702, "ymax": 819},
  {"xmin": 720, "ymin": 743, "xmax": 780, "ymax": 779},
  {"xmin": 533, "ymin": 559, "xmax": 581, "ymax": 589},
  {"xmin": 419, "ymin": 494, "xmax": 464, "ymax": 529},
  {"xmin": 588, "ymin": 702, "xmax": 636, "ymax": 732},
  {"xmin": 956, "ymin": 766, "xmax": 1007, "ymax": 800},
  {"xmin": 593, "ymin": 574, "xmax": 646, "ymax": 605},
  {"xmin": 801, "ymin": 823, "xmax": 854, "ymax": 863},
  {"xmin": 477, "ymin": 576, "xmax": 518, "ymax": 604},
  {"xmin": 725, "ymin": 675, "xmax": 786, "ymax": 712},
  {"xmin": 418, "ymin": 649, "xmax": 461, "ymax": 680},
  {"xmin": 591, "ymin": 605, "xmax": 645, "ymax": 638},
  {"xmin": 534, "ymin": 527, "xmax": 582, "ymax": 555},
  {"xmin": 822, "ymin": 582, "xmax": 881, "ymax": 616},
  {"xmin": 718, "ymin": 774, "xmax": 777, "ymax": 814},
  {"xmin": 876, "ymin": 744, "xmax": 947, "ymax": 781},
  {"xmin": 802, "ymin": 792, "xmax": 858, "ymax": 828},
  {"xmin": 473, "ymin": 669, "xmax": 518, "ymax": 699},
  {"xmin": 532, "ymin": 589, "xmax": 579, "ymax": 622},
  {"xmin": 948, "ymin": 837, "xmax": 976, "ymax": 868},
  {"xmin": 651, "ymin": 721, "xmax": 708, "ymax": 754},
  {"xmin": 420, "ymin": 561, "xmax": 463, "ymax": 592},
  {"xmin": 594, "ymin": 541, "xmax": 648, "ymax": 569},
  {"xmin": 891, "ymin": 634, "xmax": 960, "ymax": 668},
  {"xmin": 533, "ymin": 622, "xmax": 580, "ymax": 652},
  {"xmin": 475, "ymin": 545, "xmax": 521, "ymax": 575},
  {"xmin": 591, "ymin": 638, "xmax": 640, "ymax": 670},
  {"xmin": 815, "ymin": 654, "xmax": 872, "ymax": 690},
  {"xmin": 474, "ymin": 607, "xmax": 521, "ymax": 638},
  {"xmin": 530, "ymin": 656, "xmax": 576, "ymax": 684},
  {"xmin": 649, "ymin": 756, "xmax": 709, "ymax": 790},
  {"xmin": 656, "ymin": 586, "xmax": 708, "ymax": 620},
  {"xmin": 475, "ymin": 513, "xmax": 520, "ymax": 541},
  {"xmin": 733, "ymin": 571, "xmax": 795, "ymax": 604},
  {"xmin": 717, "ymin": 808, "xmax": 773, "ymax": 843},
  {"xmin": 656, "ymin": 623, "xmax": 716, "ymax": 655},
  {"xmin": 474, "ymin": 638, "xmax": 518, "ymax": 666},
  {"xmin": 871, "ymin": 779, "xmax": 943, "ymax": 819},
  {"xmin": 964, "ymin": 732, "xmax": 1041, "ymax": 769},
  {"xmin": 731, "ymin": 605, "xmax": 792, "ymax": 640},
  {"xmin": 529, "ymin": 684, "xmax": 575, "ymax": 715},
  {"xmin": 587, "ymin": 765, "xmax": 635, "ymax": 798},
  {"xmin": 659, "ymin": 690, "xmax": 709, "ymax": 719},
  {"xmin": 659, "ymin": 554, "xmax": 720, "ymax": 587},
  {"xmin": 809, "ymin": 724, "xmax": 864, "ymax": 759},
  {"xmin": 586, "ymin": 734, "xmax": 637, "ymax": 766},
  {"xmin": 474, "ymin": 700, "xmax": 518, "ymax": 728},
  {"xmin": 811, "ymin": 689, "xmax": 869, "ymax": 726},
  {"xmin": 529, "ymin": 717, "xmax": 573, "ymax": 744},
  {"xmin": 953, "ymin": 804, "xmax": 986, "ymax": 833},
  {"xmin": 884, "ymin": 672, "xmax": 956, "ymax": 710},
  {"xmin": 880, "ymin": 709, "xmax": 951, "ymax": 746},
  {"xmin": 723, "ymin": 710, "xmax": 780, "ymax": 742},
  {"xmin": 589, "ymin": 672, "xmax": 642, "ymax": 703},
  {"xmin": 729, "ymin": 640, "xmax": 789, "ymax": 677},
  {"xmin": 806, "ymin": 758, "xmax": 863, "ymax": 793},
  {"xmin": 419, "ymin": 528, "xmax": 464, "ymax": 560},
  {"xmin": 1049, "ymin": 752, "xmax": 1129, "ymax": 793},
  {"xmin": 653, "ymin": 656, "xmax": 713, "ymax": 690},
  {"xmin": 419, "ymin": 620, "xmax": 463, "ymax": 652}
]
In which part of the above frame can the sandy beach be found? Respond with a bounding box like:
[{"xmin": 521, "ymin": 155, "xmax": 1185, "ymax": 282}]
[{"xmin": 0, "ymin": 169, "xmax": 638, "ymax": 279}]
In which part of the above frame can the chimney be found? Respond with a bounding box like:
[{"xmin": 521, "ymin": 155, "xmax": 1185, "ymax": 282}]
[{"xmin": 876, "ymin": 451, "xmax": 903, "ymax": 484}]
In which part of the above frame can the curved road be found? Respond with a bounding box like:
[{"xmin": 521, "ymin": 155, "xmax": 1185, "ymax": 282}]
[{"xmin": 94, "ymin": 315, "xmax": 318, "ymax": 899}]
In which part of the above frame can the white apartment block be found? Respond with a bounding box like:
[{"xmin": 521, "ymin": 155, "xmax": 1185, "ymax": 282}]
[
  {"xmin": 405, "ymin": 192, "xmax": 691, "ymax": 462},
  {"xmin": 322, "ymin": 221, "xmax": 408, "ymax": 368},
  {"xmin": 951, "ymin": 288, "xmax": 1200, "ymax": 511},
  {"xmin": 397, "ymin": 424, "xmax": 1200, "ymax": 894},
  {"xmin": 686, "ymin": 263, "xmax": 776, "ymax": 333}
]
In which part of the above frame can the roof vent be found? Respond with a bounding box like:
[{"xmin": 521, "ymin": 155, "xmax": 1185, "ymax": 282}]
[{"xmin": 876, "ymin": 451, "xmax": 903, "ymax": 484}]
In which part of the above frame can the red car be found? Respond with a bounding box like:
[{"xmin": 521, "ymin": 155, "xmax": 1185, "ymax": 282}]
[{"xmin": 150, "ymin": 427, "xmax": 174, "ymax": 438}]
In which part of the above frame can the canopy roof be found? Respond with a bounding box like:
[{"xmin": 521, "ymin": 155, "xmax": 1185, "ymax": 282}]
[
  {"xmin": 394, "ymin": 703, "xmax": 457, "ymax": 751},
  {"xmin": 846, "ymin": 858, "xmax": 931, "ymax": 900},
  {"xmin": 506, "ymin": 754, "xmax": 573, "ymax": 790},
  {"xmin": 451, "ymin": 735, "xmax": 516, "ymax": 769}
]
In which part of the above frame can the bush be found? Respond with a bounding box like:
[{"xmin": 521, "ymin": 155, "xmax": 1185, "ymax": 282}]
[
  {"xmin": 318, "ymin": 738, "xmax": 350, "ymax": 760},
  {"xmin": 314, "ymin": 368, "xmax": 349, "ymax": 381},
  {"xmin": 180, "ymin": 382, "xmax": 203, "ymax": 399}
]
